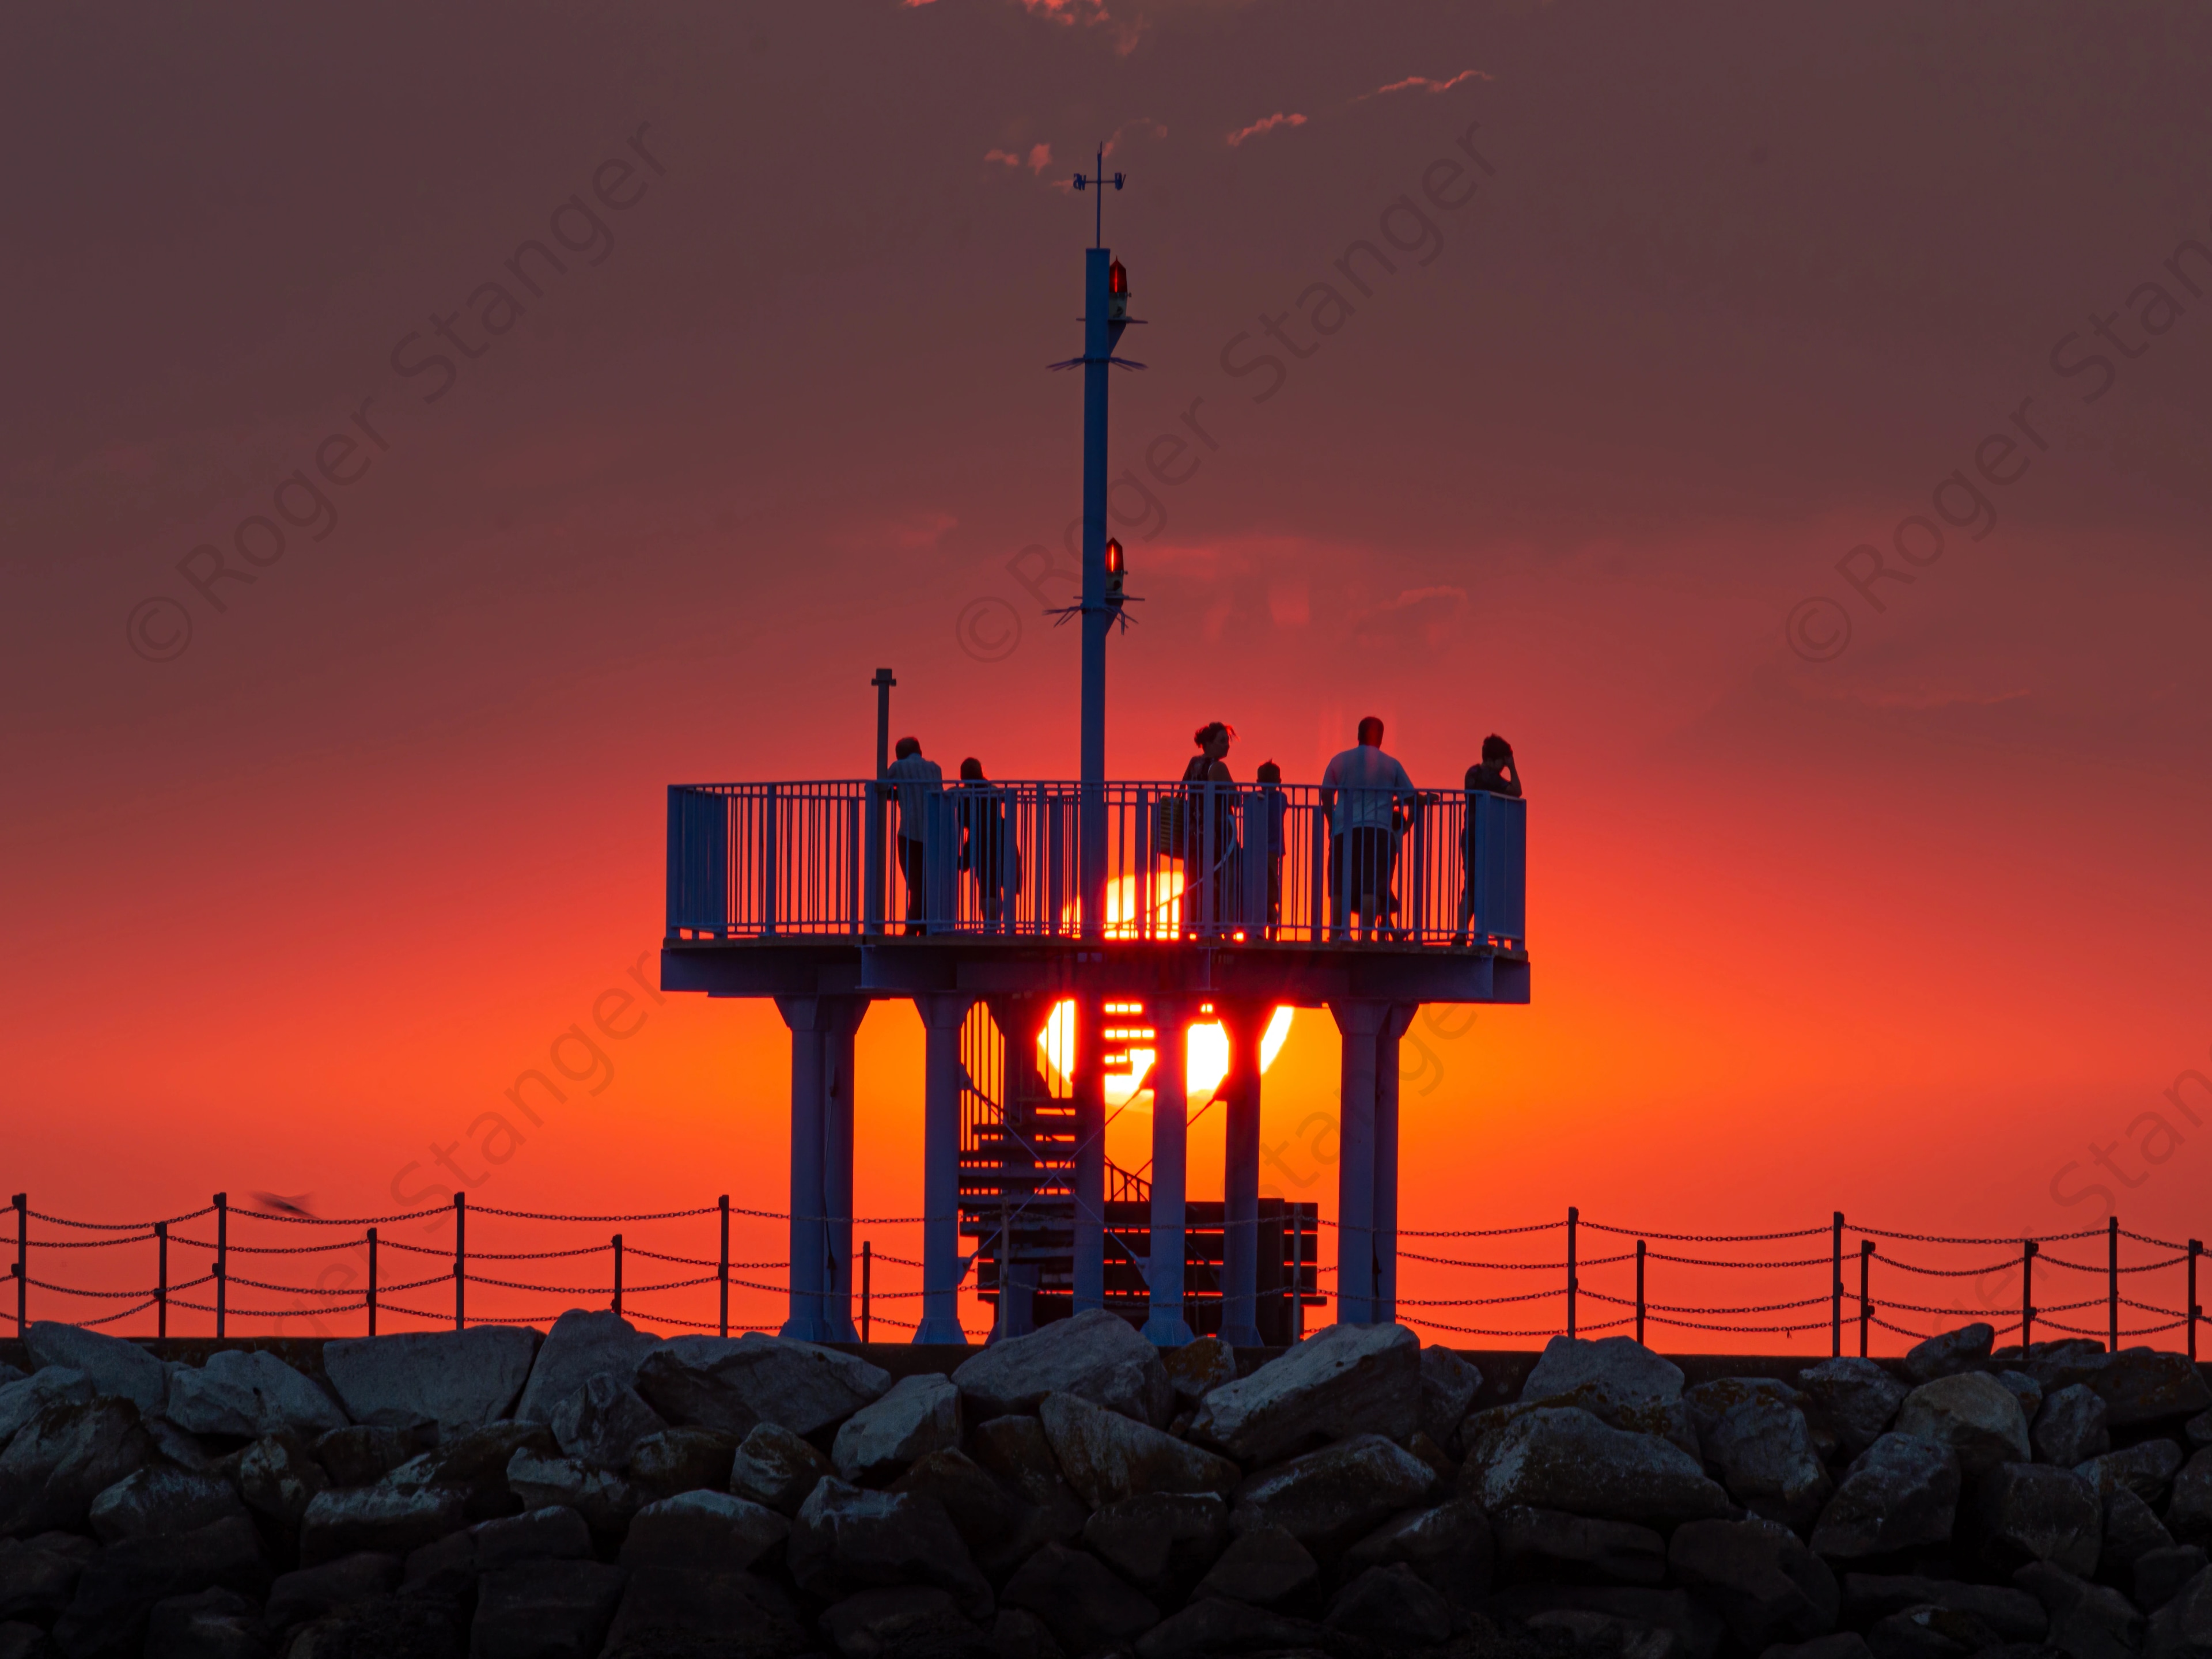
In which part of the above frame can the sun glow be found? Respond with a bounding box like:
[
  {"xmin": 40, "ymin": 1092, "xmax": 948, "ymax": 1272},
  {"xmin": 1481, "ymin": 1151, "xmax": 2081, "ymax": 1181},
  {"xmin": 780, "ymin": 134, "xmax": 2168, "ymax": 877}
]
[{"xmin": 1039, "ymin": 1000, "xmax": 1293, "ymax": 1108}]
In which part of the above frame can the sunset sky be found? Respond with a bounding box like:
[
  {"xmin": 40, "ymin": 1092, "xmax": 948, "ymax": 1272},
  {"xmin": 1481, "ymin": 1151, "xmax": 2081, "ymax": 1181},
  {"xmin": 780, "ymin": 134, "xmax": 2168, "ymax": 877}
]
[{"xmin": 7, "ymin": 0, "xmax": 2211, "ymax": 1351}]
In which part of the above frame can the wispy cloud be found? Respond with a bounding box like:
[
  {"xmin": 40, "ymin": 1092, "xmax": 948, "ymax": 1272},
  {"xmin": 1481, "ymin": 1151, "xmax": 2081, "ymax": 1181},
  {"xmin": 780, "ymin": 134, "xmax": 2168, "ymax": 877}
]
[
  {"xmin": 1372, "ymin": 69, "xmax": 1491, "ymax": 97},
  {"xmin": 1226, "ymin": 112, "xmax": 1307, "ymax": 148},
  {"xmin": 984, "ymin": 143, "xmax": 1055, "ymax": 175}
]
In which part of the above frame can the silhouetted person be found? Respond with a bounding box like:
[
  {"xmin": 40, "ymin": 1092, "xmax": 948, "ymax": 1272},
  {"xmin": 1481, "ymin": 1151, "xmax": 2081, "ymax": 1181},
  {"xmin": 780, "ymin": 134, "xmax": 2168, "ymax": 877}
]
[
  {"xmin": 956, "ymin": 757, "xmax": 1018, "ymax": 931},
  {"xmin": 1179, "ymin": 721, "xmax": 1237, "ymax": 934},
  {"xmin": 1255, "ymin": 759, "xmax": 1286, "ymax": 937},
  {"xmin": 1454, "ymin": 733, "xmax": 1522, "ymax": 946},
  {"xmin": 887, "ymin": 736, "xmax": 942, "ymax": 934},
  {"xmin": 1321, "ymin": 717, "xmax": 1415, "ymax": 940}
]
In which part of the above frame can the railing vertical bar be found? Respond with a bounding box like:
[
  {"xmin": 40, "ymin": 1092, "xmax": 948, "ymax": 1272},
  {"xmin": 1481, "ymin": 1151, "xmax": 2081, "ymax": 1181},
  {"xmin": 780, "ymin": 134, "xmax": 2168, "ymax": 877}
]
[
  {"xmin": 1566, "ymin": 1205, "xmax": 1578, "ymax": 1339},
  {"xmin": 366, "ymin": 1228, "xmax": 378, "ymax": 1336},
  {"xmin": 719, "ymin": 1194, "xmax": 731, "ymax": 1339},
  {"xmin": 214, "ymin": 1192, "xmax": 228, "ymax": 1339},
  {"xmin": 762, "ymin": 785, "xmax": 779, "ymax": 937},
  {"xmin": 453, "ymin": 1192, "xmax": 467, "ymax": 1331}
]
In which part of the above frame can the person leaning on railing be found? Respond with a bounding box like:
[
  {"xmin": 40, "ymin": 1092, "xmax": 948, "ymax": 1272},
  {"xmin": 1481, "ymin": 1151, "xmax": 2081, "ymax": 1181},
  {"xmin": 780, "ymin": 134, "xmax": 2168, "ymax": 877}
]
[
  {"xmin": 886, "ymin": 736, "xmax": 942, "ymax": 935},
  {"xmin": 1254, "ymin": 760, "xmax": 1286, "ymax": 938},
  {"xmin": 955, "ymin": 757, "xmax": 1020, "ymax": 933},
  {"xmin": 1452, "ymin": 733, "xmax": 1522, "ymax": 947},
  {"xmin": 1174, "ymin": 721, "xmax": 1240, "ymax": 935},
  {"xmin": 1320, "ymin": 716, "xmax": 1417, "ymax": 941}
]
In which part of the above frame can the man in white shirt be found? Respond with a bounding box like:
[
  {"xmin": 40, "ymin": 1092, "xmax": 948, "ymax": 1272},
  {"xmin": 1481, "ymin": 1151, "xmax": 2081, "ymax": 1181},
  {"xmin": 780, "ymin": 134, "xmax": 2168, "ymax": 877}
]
[
  {"xmin": 1320, "ymin": 717, "xmax": 1416, "ymax": 940},
  {"xmin": 886, "ymin": 737, "xmax": 943, "ymax": 934}
]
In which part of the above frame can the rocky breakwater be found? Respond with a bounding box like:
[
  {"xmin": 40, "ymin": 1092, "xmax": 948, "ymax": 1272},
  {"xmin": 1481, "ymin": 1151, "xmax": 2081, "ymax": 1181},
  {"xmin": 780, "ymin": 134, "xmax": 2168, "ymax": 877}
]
[{"xmin": 0, "ymin": 1312, "xmax": 2204, "ymax": 1659}]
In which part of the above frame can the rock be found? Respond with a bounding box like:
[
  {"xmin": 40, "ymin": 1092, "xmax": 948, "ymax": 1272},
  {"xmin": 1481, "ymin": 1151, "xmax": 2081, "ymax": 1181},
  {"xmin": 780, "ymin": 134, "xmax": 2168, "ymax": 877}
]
[
  {"xmin": 1163, "ymin": 1338, "xmax": 1238, "ymax": 1411},
  {"xmin": 264, "ymin": 1552, "xmax": 402, "ymax": 1630},
  {"xmin": 1325, "ymin": 1560, "xmax": 1453, "ymax": 1645},
  {"xmin": 143, "ymin": 1419, "xmax": 219, "ymax": 1475},
  {"xmin": 505, "ymin": 1447, "xmax": 642, "ymax": 1544},
  {"xmin": 2146, "ymin": 1565, "xmax": 2212, "ymax": 1659},
  {"xmin": 23, "ymin": 1326, "xmax": 166, "ymax": 1418},
  {"xmin": 1863, "ymin": 1603, "xmax": 2002, "ymax": 1659},
  {"xmin": 1039, "ymin": 1390, "xmax": 1240, "ymax": 1508},
  {"xmin": 819, "ymin": 1585, "xmax": 989, "ymax": 1659},
  {"xmin": 471, "ymin": 1558, "xmax": 627, "ymax": 1659},
  {"xmin": 628, "ymin": 1426, "xmax": 737, "ymax": 1499},
  {"xmin": 991, "ymin": 1608, "xmax": 1066, "ymax": 1659},
  {"xmin": 1184, "ymin": 1321, "xmax": 1419, "ymax": 1465},
  {"xmin": 49, "ymin": 1517, "xmax": 268, "ymax": 1659},
  {"xmin": 144, "ymin": 1584, "xmax": 271, "ymax": 1658},
  {"xmin": 1080, "ymin": 1492, "xmax": 1229, "ymax": 1598},
  {"xmin": 1474, "ymin": 1407, "xmax": 1730, "ymax": 1528},
  {"xmin": 1525, "ymin": 1333, "xmax": 1683, "ymax": 1408},
  {"xmin": 597, "ymin": 1566, "xmax": 808, "ymax": 1658},
  {"xmin": 2191, "ymin": 1413, "xmax": 2212, "ymax": 1452},
  {"xmin": 1134, "ymin": 1594, "xmax": 1319, "ymax": 1659},
  {"xmin": 835, "ymin": 1374, "xmax": 963, "ymax": 1484},
  {"xmin": 1896, "ymin": 1374, "xmax": 2031, "ymax": 1477},
  {"xmin": 384, "ymin": 1420, "xmax": 553, "ymax": 1523},
  {"xmin": 1810, "ymin": 1433, "xmax": 1962, "ymax": 1560},
  {"xmin": 548, "ymin": 1374, "xmax": 665, "ymax": 1471},
  {"xmin": 1841, "ymin": 1575, "xmax": 2048, "ymax": 1641},
  {"xmin": 2013, "ymin": 1340, "xmax": 2112, "ymax": 1395},
  {"xmin": 166, "ymin": 1351, "xmax": 346, "ymax": 1439},
  {"xmin": 1421, "ymin": 1347, "xmax": 1483, "ymax": 1448},
  {"xmin": 2077, "ymin": 1439, "xmax": 2186, "ymax": 1503},
  {"xmin": 2169, "ymin": 1449, "xmax": 2212, "ymax": 1544},
  {"xmin": 0, "ymin": 1622, "xmax": 43, "ymax": 1659},
  {"xmin": 621, "ymin": 1490, "xmax": 787, "ymax": 1573},
  {"xmin": 234, "ymin": 1430, "xmax": 332, "ymax": 1529},
  {"xmin": 512, "ymin": 1309, "xmax": 662, "ymax": 1425},
  {"xmin": 1191, "ymin": 1525, "xmax": 1317, "ymax": 1607},
  {"xmin": 1344, "ymin": 1497, "xmax": 1494, "ymax": 1602},
  {"xmin": 2093, "ymin": 1351, "xmax": 2212, "ymax": 1430},
  {"xmin": 632, "ymin": 1332, "xmax": 892, "ymax": 1439},
  {"xmin": 88, "ymin": 1464, "xmax": 248, "ymax": 1543},
  {"xmin": 1996, "ymin": 1373, "xmax": 2044, "ymax": 1424},
  {"xmin": 2137, "ymin": 1547, "xmax": 2209, "ymax": 1614},
  {"xmin": 1488, "ymin": 1585, "xmax": 1728, "ymax": 1659},
  {"xmin": 965, "ymin": 1415, "xmax": 1071, "ymax": 1510},
  {"xmin": 952, "ymin": 1310, "xmax": 1173, "ymax": 1427},
  {"xmin": 1709, "ymin": 1395, "xmax": 1834, "ymax": 1530},
  {"xmin": 1001, "ymin": 1543, "xmax": 1158, "ymax": 1655},
  {"xmin": 1534, "ymin": 1610, "xmax": 1687, "ymax": 1659},
  {"xmin": 1408, "ymin": 1427, "xmax": 1456, "ymax": 1483},
  {"xmin": 311, "ymin": 1426, "xmax": 427, "ymax": 1488},
  {"xmin": 1798, "ymin": 1360, "xmax": 1910, "ymax": 1459},
  {"xmin": 1687, "ymin": 1377, "xmax": 1806, "ymax": 1441},
  {"xmin": 2014, "ymin": 1560, "xmax": 2144, "ymax": 1659},
  {"xmin": 789, "ymin": 1478, "xmax": 994, "ymax": 1622},
  {"xmin": 320, "ymin": 1327, "xmax": 539, "ymax": 1437},
  {"xmin": 298, "ymin": 1484, "xmax": 466, "ymax": 1565},
  {"xmin": 0, "ymin": 1397, "xmax": 153, "ymax": 1535},
  {"xmin": 1904, "ymin": 1326, "xmax": 1995, "ymax": 1384},
  {"xmin": 0, "ymin": 1533, "xmax": 97, "ymax": 1622},
  {"xmin": 889, "ymin": 1450, "xmax": 1017, "ymax": 1559},
  {"xmin": 1231, "ymin": 1433, "xmax": 1438, "ymax": 1554},
  {"xmin": 1975, "ymin": 1463, "xmax": 2101, "ymax": 1574},
  {"xmin": 1493, "ymin": 1503, "xmax": 1665, "ymax": 1584},
  {"xmin": 2105, "ymin": 1487, "xmax": 2177, "ymax": 1567},
  {"xmin": 2034, "ymin": 1385, "xmax": 2111, "ymax": 1469},
  {"xmin": 400, "ymin": 1505, "xmax": 593, "ymax": 1590},
  {"xmin": 0, "ymin": 1370, "xmax": 95, "ymax": 1445},
  {"xmin": 729, "ymin": 1421, "xmax": 836, "ymax": 1514},
  {"xmin": 1671, "ymin": 1517, "xmax": 1840, "ymax": 1650}
]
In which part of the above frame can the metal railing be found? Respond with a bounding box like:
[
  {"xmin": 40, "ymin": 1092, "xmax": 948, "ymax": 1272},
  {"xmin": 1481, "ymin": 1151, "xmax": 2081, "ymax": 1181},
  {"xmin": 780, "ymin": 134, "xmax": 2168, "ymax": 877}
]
[{"xmin": 666, "ymin": 779, "xmax": 1526, "ymax": 947}]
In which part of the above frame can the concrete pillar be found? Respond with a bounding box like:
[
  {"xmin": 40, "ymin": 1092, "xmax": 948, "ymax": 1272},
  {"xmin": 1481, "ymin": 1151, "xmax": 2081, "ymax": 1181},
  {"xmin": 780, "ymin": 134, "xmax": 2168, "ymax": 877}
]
[
  {"xmin": 1142, "ymin": 998, "xmax": 1194, "ymax": 1346},
  {"xmin": 821, "ymin": 998, "xmax": 870, "ymax": 1342},
  {"xmin": 1071, "ymin": 990, "xmax": 1106, "ymax": 1313},
  {"xmin": 1219, "ymin": 1001, "xmax": 1266, "ymax": 1347},
  {"xmin": 916, "ymin": 993, "xmax": 975, "ymax": 1343},
  {"xmin": 775, "ymin": 997, "xmax": 831, "ymax": 1341},
  {"xmin": 1330, "ymin": 1000, "xmax": 1387, "ymax": 1324},
  {"xmin": 984, "ymin": 995, "xmax": 1046, "ymax": 1344},
  {"xmin": 1375, "ymin": 1004, "xmax": 1415, "ymax": 1325}
]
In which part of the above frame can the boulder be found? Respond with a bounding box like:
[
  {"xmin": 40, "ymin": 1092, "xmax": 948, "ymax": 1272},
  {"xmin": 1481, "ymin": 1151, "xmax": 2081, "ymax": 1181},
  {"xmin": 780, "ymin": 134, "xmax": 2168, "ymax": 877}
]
[
  {"xmin": 143, "ymin": 1419, "xmax": 219, "ymax": 1475},
  {"xmin": 2093, "ymin": 1350, "xmax": 2212, "ymax": 1430},
  {"xmin": 0, "ymin": 1533, "xmax": 97, "ymax": 1622},
  {"xmin": 1344, "ymin": 1497, "xmax": 1494, "ymax": 1602},
  {"xmin": 48, "ymin": 1517, "xmax": 268, "ymax": 1659},
  {"xmin": 1326, "ymin": 1560, "xmax": 1453, "ymax": 1645},
  {"xmin": 788, "ymin": 1478, "xmax": 994, "ymax": 1622},
  {"xmin": 547, "ymin": 1375, "xmax": 665, "ymax": 1471},
  {"xmin": 382, "ymin": 1419, "xmax": 553, "ymax": 1523},
  {"xmin": 1809, "ymin": 1433, "xmax": 1962, "ymax": 1560},
  {"xmin": 471, "ymin": 1558, "xmax": 627, "ymax": 1659},
  {"xmin": 143, "ymin": 1584, "xmax": 270, "ymax": 1657},
  {"xmin": 23, "ymin": 1326, "xmax": 165, "ymax": 1418},
  {"xmin": 620, "ymin": 1490, "xmax": 787, "ymax": 1573},
  {"xmin": 1525, "ymin": 1334, "xmax": 1684, "ymax": 1412},
  {"xmin": 1863, "ymin": 1602, "xmax": 2003, "ymax": 1659},
  {"xmin": 1038, "ymin": 1390, "xmax": 1240, "ymax": 1508},
  {"xmin": 1671, "ymin": 1517, "xmax": 1840, "ymax": 1651},
  {"xmin": 819, "ymin": 1585, "xmax": 988, "ymax": 1659},
  {"xmin": 505, "ymin": 1448, "xmax": 642, "ymax": 1544},
  {"xmin": 1797, "ymin": 1359, "xmax": 1909, "ymax": 1459},
  {"xmin": 1408, "ymin": 1427, "xmax": 1456, "ymax": 1483},
  {"xmin": 2105, "ymin": 1487, "xmax": 2177, "ymax": 1566},
  {"xmin": 951, "ymin": 1309, "xmax": 1172, "ymax": 1427},
  {"xmin": 1231, "ymin": 1433, "xmax": 1438, "ymax": 1555},
  {"xmin": 0, "ymin": 1370, "xmax": 94, "ymax": 1444},
  {"xmin": 2148, "ymin": 1567, "xmax": 2212, "ymax": 1659},
  {"xmin": 1840, "ymin": 1575, "xmax": 2047, "ymax": 1641},
  {"xmin": 1996, "ymin": 1372, "xmax": 2044, "ymax": 1424},
  {"xmin": 512, "ymin": 1309, "xmax": 662, "ymax": 1426},
  {"xmin": 1487, "ymin": 1585, "xmax": 1728, "ymax": 1659},
  {"xmin": 2169, "ymin": 1449, "xmax": 2212, "ymax": 1544},
  {"xmin": 2077, "ymin": 1438, "xmax": 2186, "ymax": 1503},
  {"xmin": 1162, "ymin": 1338, "xmax": 1238, "ymax": 1411},
  {"xmin": 262, "ymin": 1591, "xmax": 472, "ymax": 1658},
  {"xmin": 310, "ymin": 1426, "xmax": 427, "ymax": 1488},
  {"xmin": 888, "ymin": 1450, "xmax": 1017, "ymax": 1560},
  {"xmin": 597, "ymin": 1565, "xmax": 808, "ymax": 1658},
  {"xmin": 1531, "ymin": 1609, "xmax": 1688, "ymax": 1659},
  {"xmin": 989, "ymin": 1608, "xmax": 1063, "ymax": 1659},
  {"xmin": 2013, "ymin": 1339, "xmax": 2112, "ymax": 1395},
  {"xmin": 1493, "ymin": 1503, "xmax": 1665, "ymax": 1584},
  {"xmin": 631, "ymin": 1333, "xmax": 891, "ymax": 1439},
  {"xmin": 166, "ymin": 1351, "xmax": 346, "ymax": 1439},
  {"xmin": 1081, "ymin": 1492, "xmax": 1230, "ymax": 1597},
  {"xmin": 0, "ymin": 1397, "xmax": 153, "ymax": 1535},
  {"xmin": 961, "ymin": 1415, "xmax": 1089, "ymax": 1563},
  {"xmin": 1473, "ymin": 1407, "xmax": 1731, "ymax": 1528},
  {"xmin": 1190, "ymin": 1525, "xmax": 1317, "ymax": 1607},
  {"xmin": 1975, "ymin": 1463, "xmax": 2101, "ymax": 1574},
  {"xmin": 1707, "ymin": 1395, "xmax": 1834, "ymax": 1530},
  {"xmin": 2191, "ymin": 1412, "xmax": 2212, "ymax": 1452},
  {"xmin": 1420, "ymin": 1346, "xmax": 1483, "ymax": 1449},
  {"xmin": 835, "ymin": 1374, "xmax": 962, "ymax": 1484},
  {"xmin": 264, "ymin": 1551, "xmax": 402, "ymax": 1630},
  {"xmin": 728, "ymin": 1421, "xmax": 835, "ymax": 1514},
  {"xmin": 1000, "ymin": 1543, "xmax": 1157, "ymax": 1655},
  {"xmin": 88, "ymin": 1464, "xmax": 247, "ymax": 1543},
  {"xmin": 233, "ymin": 1430, "xmax": 331, "ymax": 1529},
  {"xmin": 1134, "ymin": 1594, "xmax": 1319, "ymax": 1659},
  {"xmin": 2033, "ymin": 1384, "xmax": 2111, "ymax": 1468},
  {"xmin": 400, "ymin": 1505, "xmax": 593, "ymax": 1590},
  {"xmin": 1904, "ymin": 1325, "xmax": 1995, "ymax": 1384},
  {"xmin": 2013, "ymin": 1560, "xmax": 2144, "ymax": 1659},
  {"xmin": 1895, "ymin": 1374, "xmax": 2030, "ymax": 1476},
  {"xmin": 628, "ymin": 1426, "xmax": 737, "ymax": 1499},
  {"xmin": 298, "ymin": 1484, "xmax": 466, "ymax": 1566},
  {"xmin": 320, "ymin": 1326, "xmax": 539, "ymax": 1437},
  {"xmin": 2137, "ymin": 1547, "xmax": 2209, "ymax": 1614},
  {"xmin": 1687, "ymin": 1377, "xmax": 1806, "ymax": 1442}
]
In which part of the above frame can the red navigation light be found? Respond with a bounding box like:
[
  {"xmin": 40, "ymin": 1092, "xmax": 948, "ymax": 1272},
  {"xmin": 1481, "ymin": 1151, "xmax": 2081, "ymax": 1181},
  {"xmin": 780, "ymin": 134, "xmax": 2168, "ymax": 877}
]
[
  {"xmin": 1108, "ymin": 260, "xmax": 1127, "ymax": 295},
  {"xmin": 1105, "ymin": 538, "xmax": 1123, "ymax": 574}
]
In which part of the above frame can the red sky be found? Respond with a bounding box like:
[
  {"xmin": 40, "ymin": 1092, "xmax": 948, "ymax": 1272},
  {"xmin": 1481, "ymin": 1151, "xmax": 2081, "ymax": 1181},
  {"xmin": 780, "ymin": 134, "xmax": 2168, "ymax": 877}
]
[{"xmin": 6, "ymin": 0, "xmax": 2211, "ymax": 1352}]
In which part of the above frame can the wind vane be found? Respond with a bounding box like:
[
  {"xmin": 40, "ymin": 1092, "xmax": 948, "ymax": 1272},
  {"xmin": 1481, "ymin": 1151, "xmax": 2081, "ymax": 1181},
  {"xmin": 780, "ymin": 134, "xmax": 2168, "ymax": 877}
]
[{"xmin": 1070, "ymin": 144, "xmax": 1123, "ymax": 248}]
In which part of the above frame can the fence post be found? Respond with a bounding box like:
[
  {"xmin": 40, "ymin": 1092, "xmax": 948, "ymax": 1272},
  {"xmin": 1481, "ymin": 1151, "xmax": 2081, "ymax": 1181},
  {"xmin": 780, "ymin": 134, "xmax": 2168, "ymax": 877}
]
[
  {"xmin": 612, "ymin": 1234, "xmax": 624, "ymax": 1317},
  {"xmin": 214, "ymin": 1192, "xmax": 228, "ymax": 1339},
  {"xmin": 1859, "ymin": 1240, "xmax": 1873, "ymax": 1356},
  {"xmin": 12, "ymin": 1194, "xmax": 25, "ymax": 1336},
  {"xmin": 861, "ymin": 1240, "xmax": 872, "ymax": 1344},
  {"xmin": 366, "ymin": 1228, "xmax": 378, "ymax": 1337},
  {"xmin": 1290, "ymin": 1207, "xmax": 1305, "ymax": 1342},
  {"xmin": 2189, "ymin": 1240, "xmax": 2202, "ymax": 1363},
  {"xmin": 2108, "ymin": 1216, "xmax": 2120, "ymax": 1353},
  {"xmin": 155, "ymin": 1222, "xmax": 168, "ymax": 1349},
  {"xmin": 2022, "ymin": 1240, "xmax": 2038, "ymax": 1349},
  {"xmin": 1831, "ymin": 1212, "xmax": 1844, "ymax": 1358},
  {"xmin": 1635, "ymin": 1239, "xmax": 1646, "ymax": 1345},
  {"xmin": 453, "ymin": 1193, "xmax": 467, "ymax": 1332},
  {"xmin": 1566, "ymin": 1207, "xmax": 1578, "ymax": 1340},
  {"xmin": 718, "ymin": 1195, "xmax": 731, "ymax": 1340}
]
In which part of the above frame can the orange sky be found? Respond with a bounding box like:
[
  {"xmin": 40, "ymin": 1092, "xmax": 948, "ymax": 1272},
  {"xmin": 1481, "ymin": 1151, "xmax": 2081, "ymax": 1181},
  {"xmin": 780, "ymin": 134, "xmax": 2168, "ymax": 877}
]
[{"xmin": 6, "ymin": 0, "xmax": 2211, "ymax": 1353}]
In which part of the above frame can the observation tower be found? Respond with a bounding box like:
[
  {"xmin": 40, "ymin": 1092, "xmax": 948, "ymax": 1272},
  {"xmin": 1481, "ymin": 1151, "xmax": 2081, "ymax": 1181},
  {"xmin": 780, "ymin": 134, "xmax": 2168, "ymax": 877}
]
[{"xmin": 660, "ymin": 159, "xmax": 1528, "ymax": 1347}]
